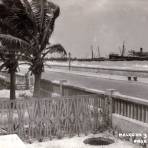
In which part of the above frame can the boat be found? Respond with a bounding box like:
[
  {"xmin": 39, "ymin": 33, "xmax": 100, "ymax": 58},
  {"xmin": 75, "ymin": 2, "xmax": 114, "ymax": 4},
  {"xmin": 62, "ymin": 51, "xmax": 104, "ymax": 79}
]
[{"xmin": 109, "ymin": 42, "xmax": 148, "ymax": 61}]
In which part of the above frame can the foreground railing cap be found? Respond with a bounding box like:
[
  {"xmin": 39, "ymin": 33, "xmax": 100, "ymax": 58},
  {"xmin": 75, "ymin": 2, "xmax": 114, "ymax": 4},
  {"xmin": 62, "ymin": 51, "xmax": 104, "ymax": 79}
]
[{"xmin": 0, "ymin": 134, "xmax": 26, "ymax": 148}]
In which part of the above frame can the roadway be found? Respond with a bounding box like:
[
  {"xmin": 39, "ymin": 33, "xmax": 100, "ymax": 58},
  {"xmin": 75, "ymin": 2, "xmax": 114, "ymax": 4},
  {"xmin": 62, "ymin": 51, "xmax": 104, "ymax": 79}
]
[{"xmin": 42, "ymin": 69, "xmax": 148, "ymax": 100}]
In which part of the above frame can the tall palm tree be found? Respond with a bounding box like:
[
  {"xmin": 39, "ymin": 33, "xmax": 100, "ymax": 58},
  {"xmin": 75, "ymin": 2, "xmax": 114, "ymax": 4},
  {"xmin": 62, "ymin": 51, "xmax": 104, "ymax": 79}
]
[{"xmin": 0, "ymin": 0, "xmax": 66, "ymax": 98}]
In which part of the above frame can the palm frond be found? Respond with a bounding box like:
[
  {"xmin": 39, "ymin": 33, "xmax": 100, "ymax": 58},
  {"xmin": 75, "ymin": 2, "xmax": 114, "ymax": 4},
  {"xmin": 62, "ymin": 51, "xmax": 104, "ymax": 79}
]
[
  {"xmin": 40, "ymin": 0, "xmax": 45, "ymax": 30},
  {"xmin": 40, "ymin": 16, "xmax": 58, "ymax": 50},
  {"xmin": 21, "ymin": 0, "xmax": 38, "ymax": 34},
  {"xmin": 0, "ymin": 1, "xmax": 36, "ymax": 41},
  {"xmin": 31, "ymin": 0, "xmax": 59, "ymax": 32},
  {"xmin": 21, "ymin": 0, "xmax": 33, "ymax": 15},
  {"xmin": 2, "ymin": 0, "xmax": 13, "ymax": 7},
  {"xmin": 50, "ymin": 3, "xmax": 60, "ymax": 19},
  {"xmin": 19, "ymin": 62, "xmax": 32, "ymax": 66},
  {"xmin": 40, "ymin": 3, "xmax": 60, "ymax": 51},
  {"xmin": 31, "ymin": 0, "xmax": 43, "ymax": 30},
  {"xmin": 0, "ymin": 34, "xmax": 31, "ymax": 50},
  {"xmin": 0, "ymin": 63, "xmax": 6, "ymax": 71},
  {"xmin": 0, "ymin": 46, "xmax": 7, "ymax": 61},
  {"xmin": 0, "ymin": 19, "xmax": 28, "ymax": 40},
  {"xmin": 42, "ymin": 44, "xmax": 67, "ymax": 59}
]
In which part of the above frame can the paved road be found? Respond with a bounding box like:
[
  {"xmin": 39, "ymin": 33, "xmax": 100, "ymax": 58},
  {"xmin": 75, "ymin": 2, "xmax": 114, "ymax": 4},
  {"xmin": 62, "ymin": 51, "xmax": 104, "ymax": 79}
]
[{"xmin": 42, "ymin": 70, "xmax": 148, "ymax": 99}]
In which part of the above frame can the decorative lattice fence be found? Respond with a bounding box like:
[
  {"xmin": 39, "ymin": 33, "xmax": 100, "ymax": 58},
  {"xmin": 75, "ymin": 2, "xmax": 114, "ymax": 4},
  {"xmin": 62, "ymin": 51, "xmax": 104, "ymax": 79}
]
[{"xmin": 0, "ymin": 94, "xmax": 109, "ymax": 141}]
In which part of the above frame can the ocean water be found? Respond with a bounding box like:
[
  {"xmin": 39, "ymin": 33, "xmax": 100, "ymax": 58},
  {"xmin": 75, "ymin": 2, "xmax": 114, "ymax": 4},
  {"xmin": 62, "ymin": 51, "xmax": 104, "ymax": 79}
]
[{"xmin": 75, "ymin": 61, "xmax": 148, "ymax": 69}]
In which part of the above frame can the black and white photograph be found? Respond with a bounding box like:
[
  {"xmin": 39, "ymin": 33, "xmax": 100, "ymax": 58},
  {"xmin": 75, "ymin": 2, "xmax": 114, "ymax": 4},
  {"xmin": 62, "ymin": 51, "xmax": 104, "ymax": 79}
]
[{"xmin": 0, "ymin": 0, "xmax": 147, "ymax": 148}]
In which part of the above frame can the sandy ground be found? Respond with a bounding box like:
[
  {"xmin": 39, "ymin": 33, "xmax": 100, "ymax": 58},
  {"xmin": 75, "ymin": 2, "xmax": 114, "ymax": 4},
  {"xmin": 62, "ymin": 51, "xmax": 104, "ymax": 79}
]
[
  {"xmin": 0, "ymin": 89, "xmax": 33, "ymax": 100},
  {"xmin": 25, "ymin": 132, "xmax": 139, "ymax": 148}
]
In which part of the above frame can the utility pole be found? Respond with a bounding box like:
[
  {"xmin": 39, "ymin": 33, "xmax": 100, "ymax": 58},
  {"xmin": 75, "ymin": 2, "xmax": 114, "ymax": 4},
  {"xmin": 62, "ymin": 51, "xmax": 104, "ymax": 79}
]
[{"xmin": 68, "ymin": 52, "xmax": 71, "ymax": 71}]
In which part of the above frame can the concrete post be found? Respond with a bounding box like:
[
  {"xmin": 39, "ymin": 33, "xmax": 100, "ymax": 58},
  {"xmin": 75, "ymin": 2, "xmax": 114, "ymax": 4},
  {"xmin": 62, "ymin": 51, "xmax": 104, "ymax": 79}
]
[
  {"xmin": 105, "ymin": 89, "xmax": 116, "ymax": 127},
  {"xmin": 59, "ymin": 80, "xmax": 67, "ymax": 96},
  {"xmin": 94, "ymin": 96, "xmax": 99, "ymax": 131},
  {"xmin": 25, "ymin": 72, "xmax": 30, "ymax": 90}
]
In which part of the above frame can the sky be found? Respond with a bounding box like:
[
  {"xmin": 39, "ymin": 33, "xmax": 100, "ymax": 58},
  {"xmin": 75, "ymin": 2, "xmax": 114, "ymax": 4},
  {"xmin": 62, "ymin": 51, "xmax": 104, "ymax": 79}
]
[{"xmin": 50, "ymin": 0, "xmax": 148, "ymax": 58}]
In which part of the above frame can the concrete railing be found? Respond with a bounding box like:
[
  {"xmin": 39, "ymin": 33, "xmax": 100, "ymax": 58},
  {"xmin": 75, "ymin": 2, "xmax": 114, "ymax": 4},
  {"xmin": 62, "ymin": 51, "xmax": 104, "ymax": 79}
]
[
  {"xmin": 40, "ymin": 79, "xmax": 148, "ymax": 125},
  {"xmin": 112, "ymin": 93, "xmax": 148, "ymax": 123},
  {"xmin": 40, "ymin": 79, "xmax": 148, "ymax": 138}
]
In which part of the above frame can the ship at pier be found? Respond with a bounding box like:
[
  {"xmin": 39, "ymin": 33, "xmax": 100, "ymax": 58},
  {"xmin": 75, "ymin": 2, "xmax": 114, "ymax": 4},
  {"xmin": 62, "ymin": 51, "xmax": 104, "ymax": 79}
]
[{"xmin": 109, "ymin": 42, "xmax": 148, "ymax": 61}]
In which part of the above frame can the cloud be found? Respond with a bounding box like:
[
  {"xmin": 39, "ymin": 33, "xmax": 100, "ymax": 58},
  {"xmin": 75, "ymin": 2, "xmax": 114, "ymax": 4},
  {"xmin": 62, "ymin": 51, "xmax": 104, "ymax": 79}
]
[
  {"xmin": 52, "ymin": 0, "xmax": 148, "ymax": 12},
  {"xmin": 51, "ymin": 0, "xmax": 108, "ymax": 12}
]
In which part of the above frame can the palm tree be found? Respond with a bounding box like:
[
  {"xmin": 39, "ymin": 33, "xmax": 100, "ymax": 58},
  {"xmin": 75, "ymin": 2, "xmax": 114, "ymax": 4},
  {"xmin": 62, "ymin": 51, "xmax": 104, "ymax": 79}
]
[
  {"xmin": 0, "ymin": 0, "xmax": 66, "ymax": 98},
  {"xmin": 0, "ymin": 0, "xmax": 32, "ymax": 100},
  {"xmin": 0, "ymin": 46, "xmax": 17, "ymax": 100}
]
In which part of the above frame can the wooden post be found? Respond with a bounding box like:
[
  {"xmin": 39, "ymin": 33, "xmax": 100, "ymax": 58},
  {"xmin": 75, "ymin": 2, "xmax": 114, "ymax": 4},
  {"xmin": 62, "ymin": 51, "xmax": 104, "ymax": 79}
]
[{"xmin": 68, "ymin": 52, "xmax": 71, "ymax": 71}]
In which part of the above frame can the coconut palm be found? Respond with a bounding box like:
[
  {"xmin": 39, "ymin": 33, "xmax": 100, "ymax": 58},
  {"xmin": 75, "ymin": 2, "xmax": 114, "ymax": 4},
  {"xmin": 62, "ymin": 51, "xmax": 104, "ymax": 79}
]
[{"xmin": 0, "ymin": 0, "xmax": 66, "ymax": 98}]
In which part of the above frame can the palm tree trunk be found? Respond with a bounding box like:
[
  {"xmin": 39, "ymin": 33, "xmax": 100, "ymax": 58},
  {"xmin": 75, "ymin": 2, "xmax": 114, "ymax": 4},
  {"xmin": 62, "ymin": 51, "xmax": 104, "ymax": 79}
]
[
  {"xmin": 33, "ymin": 73, "xmax": 41, "ymax": 98},
  {"xmin": 10, "ymin": 70, "xmax": 16, "ymax": 100}
]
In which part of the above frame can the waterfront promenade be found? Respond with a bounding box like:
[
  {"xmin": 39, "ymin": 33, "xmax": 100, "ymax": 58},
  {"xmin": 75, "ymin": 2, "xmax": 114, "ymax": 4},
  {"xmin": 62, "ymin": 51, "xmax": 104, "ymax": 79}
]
[{"xmin": 42, "ymin": 68, "xmax": 148, "ymax": 99}]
